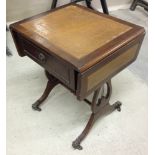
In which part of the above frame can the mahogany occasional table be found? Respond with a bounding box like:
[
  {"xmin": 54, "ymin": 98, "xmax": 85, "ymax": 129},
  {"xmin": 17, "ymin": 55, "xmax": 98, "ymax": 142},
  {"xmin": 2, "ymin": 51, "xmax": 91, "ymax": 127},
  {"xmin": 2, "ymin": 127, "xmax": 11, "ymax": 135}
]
[{"xmin": 10, "ymin": 4, "xmax": 145, "ymax": 150}]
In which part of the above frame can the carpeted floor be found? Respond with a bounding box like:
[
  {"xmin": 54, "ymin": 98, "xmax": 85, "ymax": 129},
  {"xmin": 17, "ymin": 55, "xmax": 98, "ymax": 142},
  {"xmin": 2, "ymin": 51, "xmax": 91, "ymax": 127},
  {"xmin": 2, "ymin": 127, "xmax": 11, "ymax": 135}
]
[{"xmin": 6, "ymin": 7, "xmax": 148, "ymax": 155}]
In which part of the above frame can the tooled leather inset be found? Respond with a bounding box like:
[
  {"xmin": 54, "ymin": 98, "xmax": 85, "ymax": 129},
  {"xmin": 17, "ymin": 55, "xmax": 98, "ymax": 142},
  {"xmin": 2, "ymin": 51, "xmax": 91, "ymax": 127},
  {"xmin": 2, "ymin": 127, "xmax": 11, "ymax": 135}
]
[
  {"xmin": 20, "ymin": 5, "xmax": 132, "ymax": 60},
  {"xmin": 86, "ymin": 43, "xmax": 139, "ymax": 91}
]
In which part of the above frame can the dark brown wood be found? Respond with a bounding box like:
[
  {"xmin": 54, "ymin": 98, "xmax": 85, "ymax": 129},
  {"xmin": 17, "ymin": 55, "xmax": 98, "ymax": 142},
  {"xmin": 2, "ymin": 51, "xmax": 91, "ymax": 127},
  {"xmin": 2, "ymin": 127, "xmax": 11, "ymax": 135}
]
[
  {"xmin": 72, "ymin": 80, "xmax": 122, "ymax": 150},
  {"xmin": 32, "ymin": 72, "xmax": 59, "ymax": 111},
  {"xmin": 9, "ymin": 4, "xmax": 145, "ymax": 72},
  {"xmin": 31, "ymin": 70, "xmax": 122, "ymax": 150},
  {"xmin": 11, "ymin": 33, "xmax": 76, "ymax": 91},
  {"xmin": 9, "ymin": 4, "xmax": 145, "ymax": 150},
  {"xmin": 10, "ymin": 29, "xmax": 26, "ymax": 57},
  {"xmin": 10, "ymin": 4, "xmax": 145, "ymax": 100},
  {"xmin": 92, "ymin": 80, "xmax": 112, "ymax": 113},
  {"xmin": 72, "ymin": 113, "xmax": 95, "ymax": 150}
]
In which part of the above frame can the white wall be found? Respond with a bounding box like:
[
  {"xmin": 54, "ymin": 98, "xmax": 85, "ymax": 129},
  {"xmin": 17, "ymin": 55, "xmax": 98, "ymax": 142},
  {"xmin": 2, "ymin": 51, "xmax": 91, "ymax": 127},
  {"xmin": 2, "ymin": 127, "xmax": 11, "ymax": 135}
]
[{"xmin": 6, "ymin": 0, "xmax": 132, "ymax": 21}]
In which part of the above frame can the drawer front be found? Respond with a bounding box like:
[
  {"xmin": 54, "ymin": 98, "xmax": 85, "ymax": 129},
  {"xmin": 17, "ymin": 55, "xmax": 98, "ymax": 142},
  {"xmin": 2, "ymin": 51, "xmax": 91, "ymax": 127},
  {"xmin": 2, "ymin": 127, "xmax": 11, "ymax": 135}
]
[
  {"xmin": 21, "ymin": 37, "xmax": 75, "ymax": 90},
  {"xmin": 77, "ymin": 39, "xmax": 143, "ymax": 100},
  {"xmin": 22, "ymin": 38, "xmax": 48, "ymax": 65}
]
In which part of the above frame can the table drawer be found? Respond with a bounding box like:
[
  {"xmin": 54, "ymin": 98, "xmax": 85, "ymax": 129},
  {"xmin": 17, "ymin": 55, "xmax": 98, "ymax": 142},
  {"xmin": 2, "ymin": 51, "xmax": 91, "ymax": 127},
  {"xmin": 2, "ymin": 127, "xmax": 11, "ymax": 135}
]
[
  {"xmin": 76, "ymin": 38, "xmax": 143, "ymax": 100},
  {"xmin": 22, "ymin": 38, "xmax": 48, "ymax": 65},
  {"xmin": 21, "ymin": 37, "xmax": 75, "ymax": 90}
]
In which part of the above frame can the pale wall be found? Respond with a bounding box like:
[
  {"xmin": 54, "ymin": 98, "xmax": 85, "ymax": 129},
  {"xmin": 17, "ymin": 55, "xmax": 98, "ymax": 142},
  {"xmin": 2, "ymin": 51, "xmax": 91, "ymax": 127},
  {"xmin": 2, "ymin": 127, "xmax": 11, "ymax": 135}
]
[{"xmin": 6, "ymin": 0, "xmax": 132, "ymax": 21}]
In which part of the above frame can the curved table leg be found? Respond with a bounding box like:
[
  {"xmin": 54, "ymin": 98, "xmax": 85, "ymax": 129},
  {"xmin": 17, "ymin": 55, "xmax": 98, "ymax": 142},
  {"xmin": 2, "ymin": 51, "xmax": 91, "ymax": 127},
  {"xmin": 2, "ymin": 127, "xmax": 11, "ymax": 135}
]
[
  {"xmin": 32, "ymin": 71, "xmax": 59, "ymax": 111},
  {"xmin": 72, "ymin": 113, "xmax": 95, "ymax": 150},
  {"xmin": 72, "ymin": 80, "xmax": 122, "ymax": 150}
]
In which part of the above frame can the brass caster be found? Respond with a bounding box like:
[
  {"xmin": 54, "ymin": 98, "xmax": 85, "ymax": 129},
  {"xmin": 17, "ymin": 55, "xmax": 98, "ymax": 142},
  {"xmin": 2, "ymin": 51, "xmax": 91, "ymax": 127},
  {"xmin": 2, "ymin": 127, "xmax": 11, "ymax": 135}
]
[
  {"xmin": 32, "ymin": 101, "xmax": 42, "ymax": 111},
  {"xmin": 114, "ymin": 101, "xmax": 122, "ymax": 112},
  {"xmin": 72, "ymin": 140, "xmax": 83, "ymax": 150}
]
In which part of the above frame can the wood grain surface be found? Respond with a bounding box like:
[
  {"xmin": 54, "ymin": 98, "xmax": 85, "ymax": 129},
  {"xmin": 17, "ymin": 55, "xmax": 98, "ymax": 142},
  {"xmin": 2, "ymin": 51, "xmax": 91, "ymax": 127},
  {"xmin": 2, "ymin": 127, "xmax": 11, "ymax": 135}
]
[
  {"xmin": 20, "ymin": 5, "xmax": 131, "ymax": 59},
  {"xmin": 10, "ymin": 4, "xmax": 145, "ymax": 72}
]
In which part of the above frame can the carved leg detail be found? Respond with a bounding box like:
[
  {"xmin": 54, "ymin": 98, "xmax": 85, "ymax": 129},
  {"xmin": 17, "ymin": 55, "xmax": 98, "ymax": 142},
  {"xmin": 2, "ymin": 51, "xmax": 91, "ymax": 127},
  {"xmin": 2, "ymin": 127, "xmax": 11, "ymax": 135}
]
[
  {"xmin": 92, "ymin": 80, "xmax": 112, "ymax": 113},
  {"xmin": 72, "ymin": 113, "xmax": 95, "ymax": 150},
  {"xmin": 32, "ymin": 71, "xmax": 59, "ymax": 111},
  {"xmin": 73, "ymin": 80, "xmax": 122, "ymax": 150},
  {"xmin": 32, "ymin": 80, "xmax": 57, "ymax": 111}
]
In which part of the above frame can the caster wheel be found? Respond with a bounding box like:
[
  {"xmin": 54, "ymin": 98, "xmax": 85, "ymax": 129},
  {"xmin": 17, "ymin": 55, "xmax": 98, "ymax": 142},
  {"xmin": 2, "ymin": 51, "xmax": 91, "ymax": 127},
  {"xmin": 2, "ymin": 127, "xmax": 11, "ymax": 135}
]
[
  {"xmin": 72, "ymin": 140, "xmax": 83, "ymax": 150},
  {"xmin": 32, "ymin": 101, "xmax": 42, "ymax": 111},
  {"xmin": 114, "ymin": 101, "xmax": 122, "ymax": 112}
]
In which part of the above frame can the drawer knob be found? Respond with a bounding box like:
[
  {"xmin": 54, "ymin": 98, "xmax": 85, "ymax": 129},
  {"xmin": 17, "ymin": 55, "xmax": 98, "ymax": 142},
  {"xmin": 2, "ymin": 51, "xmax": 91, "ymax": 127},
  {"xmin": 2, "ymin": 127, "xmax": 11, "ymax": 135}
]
[
  {"xmin": 39, "ymin": 53, "xmax": 46, "ymax": 63},
  {"xmin": 24, "ymin": 49, "xmax": 28, "ymax": 53}
]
